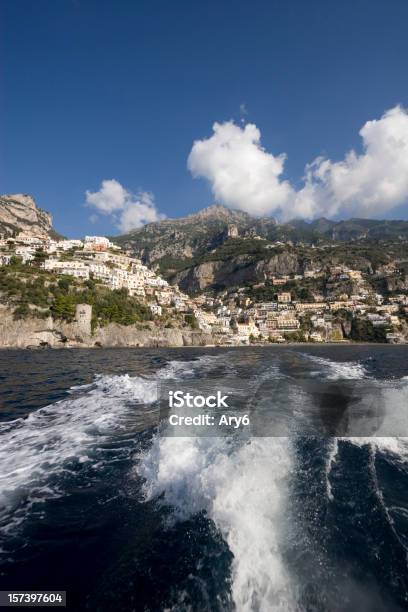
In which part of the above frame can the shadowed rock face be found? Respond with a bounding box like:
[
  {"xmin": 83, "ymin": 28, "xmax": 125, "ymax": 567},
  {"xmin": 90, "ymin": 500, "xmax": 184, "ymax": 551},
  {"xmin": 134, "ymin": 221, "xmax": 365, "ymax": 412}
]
[
  {"xmin": 113, "ymin": 205, "xmax": 408, "ymax": 297},
  {"xmin": 172, "ymin": 251, "xmax": 304, "ymax": 293},
  {"xmin": 114, "ymin": 204, "xmax": 278, "ymax": 265},
  {"xmin": 0, "ymin": 194, "xmax": 54, "ymax": 237},
  {"xmin": 114, "ymin": 204, "xmax": 408, "ymax": 267}
]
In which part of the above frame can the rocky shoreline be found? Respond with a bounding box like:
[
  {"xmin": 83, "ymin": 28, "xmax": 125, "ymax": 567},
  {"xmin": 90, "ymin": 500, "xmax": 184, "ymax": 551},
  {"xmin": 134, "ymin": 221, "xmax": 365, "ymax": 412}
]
[
  {"xmin": 0, "ymin": 307, "xmax": 403, "ymax": 349},
  {"xmin": 0, "ymin": 308, "xmax": 214, "ymax": 349}
]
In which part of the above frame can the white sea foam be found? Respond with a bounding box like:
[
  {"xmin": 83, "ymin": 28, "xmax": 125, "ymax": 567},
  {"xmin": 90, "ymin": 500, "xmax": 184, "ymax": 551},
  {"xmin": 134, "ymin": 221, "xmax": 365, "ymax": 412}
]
[
  {"xmin": 301, "ymin": 355, "xmax": 408, "ymax": 501},
  {"xmin": 0, "ymin": 354, "xmax": 229, "ymax": 538},
  {"xmin": 322, "ymin": 375, "xmax": 408, "ymax": 506},
  {"xmin": 159, "ymin": 353, "xmax": 237, "ymax": 381},
  {"xmin": 0, "ymin": 373, "xmax": 158, "ymax": 536},
  {"xmin": 138, "ymin": 357, "xmax": 297, "ymax": 609},
  {"xmin": 325, "ymin": 438, "xmax": 339, "ymax": 501},
  {"xmin": 137, "ymin": 434, "xmax": 295, "ymax": 611},
  {"xmin": 336, "ymin": 380, "xmax": 408, "ymax": 457},
  {"xmin": 304, "ymin": 354, "xmax": 367, "ymax": 380},
  {"xmin": 343, "ymin": 436, "xmax": 408, "ymax": 458}
]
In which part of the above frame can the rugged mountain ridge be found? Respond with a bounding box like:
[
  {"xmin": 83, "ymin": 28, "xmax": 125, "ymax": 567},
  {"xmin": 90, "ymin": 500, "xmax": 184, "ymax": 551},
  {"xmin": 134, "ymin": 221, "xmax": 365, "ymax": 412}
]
[
  {"xmin": 113, "ymin": 204, "xmax": 408, "ymax": 285},
  {"xmin": 173, "ymin": 250, "xmax": 303, "ymax": 293},
  {"xmin": 115, "ymin": 204, "xmax": 271, "ymax": 267},
  {"xmin": 2, "ymin": 194, "xmax": 408, "ymax": 296},
  {"xmin": 290, "ymin": 217, "xmax": 408, "ymax": 241},
  {"xmin": 0, "ymin": 194, "xmax": 57, "ymax": 238}
]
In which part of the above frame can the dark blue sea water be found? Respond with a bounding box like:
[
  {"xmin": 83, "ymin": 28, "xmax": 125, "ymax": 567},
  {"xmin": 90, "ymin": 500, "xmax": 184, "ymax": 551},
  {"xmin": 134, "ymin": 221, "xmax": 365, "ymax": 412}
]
[{"xmin": 1, "ymin": 346, "xmax": 408, "ymax": 611}]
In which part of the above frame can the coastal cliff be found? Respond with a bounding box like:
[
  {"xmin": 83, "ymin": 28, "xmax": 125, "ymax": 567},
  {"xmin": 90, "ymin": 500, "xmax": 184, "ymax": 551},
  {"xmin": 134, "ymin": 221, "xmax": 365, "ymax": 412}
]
[{"xmin": 0, "ymin": 307, "xmax": 214, "ymax": 349}]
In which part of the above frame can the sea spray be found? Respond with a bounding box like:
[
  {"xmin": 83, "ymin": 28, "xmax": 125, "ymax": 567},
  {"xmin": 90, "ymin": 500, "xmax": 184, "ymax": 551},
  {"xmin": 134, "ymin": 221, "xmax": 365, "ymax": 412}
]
[
  {"xmin": 0, "ymin": 354, "xmax": 233, "ymax": 541},
  {"xmin": 137, "ymin": 434, "xmax": 296, "ymax": 611}
]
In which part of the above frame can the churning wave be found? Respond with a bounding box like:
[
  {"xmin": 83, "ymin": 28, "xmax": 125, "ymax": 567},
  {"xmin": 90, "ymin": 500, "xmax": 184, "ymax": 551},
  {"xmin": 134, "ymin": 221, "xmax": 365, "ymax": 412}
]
[
  {"xmin": 136, "ymin": 356, "xmax": 297, "ymax": 610},
  {"xmin": 300, "ymin": 352, "xmax": 408, "ymax": 499},
  {"xmin": 0, "ymin": 354, "xmax": 234, "ymax": 543},
  {"xmin": 2, "ymin": 349, "xmax": 408, "ymax": 610},
  {"xmin": 137, "ymin": 434, "xmax": 294, "ymax": 611},
  {"xmin": 136, "ymin": 352, "xmax": 408, "ymax": 611},
  {"xmin": 0, "ymin": 373, "xmax": 157, "ymax": 540},
  {"xmin": 304, "ymin": 353, "xmax": 368, "ymax": 380}
]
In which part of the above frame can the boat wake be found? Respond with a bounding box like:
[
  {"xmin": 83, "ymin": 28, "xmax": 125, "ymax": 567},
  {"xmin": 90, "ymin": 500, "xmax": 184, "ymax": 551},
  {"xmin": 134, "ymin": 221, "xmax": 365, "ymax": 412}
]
[{"xmin": 1, "ymin": 349, "xmax": 408, "ymax": 610}]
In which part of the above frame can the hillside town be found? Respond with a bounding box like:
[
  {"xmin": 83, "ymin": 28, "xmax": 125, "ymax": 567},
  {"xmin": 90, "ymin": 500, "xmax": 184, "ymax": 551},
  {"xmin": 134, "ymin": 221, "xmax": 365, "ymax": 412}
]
[
  {"xmin": 1, "ymin": 229, "xmax": 408, "ymax": 345},
  {"xmin": 197, "ymin": 271, "xmax": 408, "ymax": 344},
  {"xmin": 0, "ymin": 231, "xmax": 194, "ymax": 317}
]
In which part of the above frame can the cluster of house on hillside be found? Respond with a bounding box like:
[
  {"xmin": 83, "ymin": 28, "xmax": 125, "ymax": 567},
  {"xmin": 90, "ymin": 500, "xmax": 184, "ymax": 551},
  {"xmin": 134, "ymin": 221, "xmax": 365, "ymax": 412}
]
[
  {"xmin": 1, "ymin": 232, "xmax": 408, "ymax": 344},
  {"xmin": 0, "ymin": 233, "xmax": 197, "ymax": 321},
  {"xmin": 42, "ymin": 237, "xmax": 169, "ymax": 298},
  {"xmin": 191, "ymin": 264, "xmax": 408, "ymax": 343},
  {"xmin": 1, "ymin": 234, "xmax": 169, "ymax": 296},
  {"xmin": 196, "ymin": 298, "xmax": 395, "ymax": 344}
]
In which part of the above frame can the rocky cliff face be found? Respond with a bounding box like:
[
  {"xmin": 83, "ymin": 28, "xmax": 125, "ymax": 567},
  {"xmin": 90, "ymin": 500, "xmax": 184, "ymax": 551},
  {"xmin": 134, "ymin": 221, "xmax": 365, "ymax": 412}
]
[
  {"xmin": 173, "ymin": 251, "xmax": 304, "ymax": 293},
  {"xmin": 114, "ymin": 205, "xmax": 408, "ymax": 280},
  {"xmin": 0, "ymin": 307, "xmax": 214, "ymax": 348},
  {"xmin": 0, "ymin": 194, "xmax": 56, "ymax": 237},
  {"xmin": 170, "ymin": 243, "xmax": 406, "ymax": 294},
  {"xmin": 114, "ymin": 204, "xmax": 276, "ymax": 268}
]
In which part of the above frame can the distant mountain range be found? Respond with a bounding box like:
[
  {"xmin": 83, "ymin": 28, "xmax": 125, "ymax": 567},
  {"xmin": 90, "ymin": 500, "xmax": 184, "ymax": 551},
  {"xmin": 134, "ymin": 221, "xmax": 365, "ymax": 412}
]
[
  {"xmin": 114, "ymin": 203, "xmax": 408, "ymax": 270},
  {"xmin": 2, "ymin": 195, "xmax": 408, "ymax": 295},
  {"xmin": 2, "ymin": 195, "xmax": 408, "ymax": 279},
  {"xmin": 290, "ymin": 216, "xmax": 408, "ymax": 241}
]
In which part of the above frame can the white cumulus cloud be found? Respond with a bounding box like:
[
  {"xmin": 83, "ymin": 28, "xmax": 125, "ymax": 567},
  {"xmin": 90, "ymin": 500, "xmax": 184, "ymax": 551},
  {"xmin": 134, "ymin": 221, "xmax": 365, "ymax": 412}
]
[
  {"xmin": 116, "ymin": 191, "xmax": 164, "ymax": 233},
  {"xmin": 188, "ymin": 121, "xmax": 294, "ymax": 216},
  {"xmin": 188, "ymin": 106, "xmax": 408, "ymax": 220},
  {"xmin": 85, "ymin": 179, "xmax": 165, "ymax": 232},
  {"xmin": 293, "ymin": 105, "xmax": 408, "ymax": 219}
]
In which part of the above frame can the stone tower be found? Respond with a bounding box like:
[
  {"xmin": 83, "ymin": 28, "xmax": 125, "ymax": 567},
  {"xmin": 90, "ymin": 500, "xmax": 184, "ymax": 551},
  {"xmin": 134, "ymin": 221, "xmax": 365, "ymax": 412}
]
[
  {"xmin": 75, "ymin": 303, "xmax": 92, "ymax": 336},
  {"xmin": 227, "ymin": 224, "xmax": 239, "ymax": 238}
]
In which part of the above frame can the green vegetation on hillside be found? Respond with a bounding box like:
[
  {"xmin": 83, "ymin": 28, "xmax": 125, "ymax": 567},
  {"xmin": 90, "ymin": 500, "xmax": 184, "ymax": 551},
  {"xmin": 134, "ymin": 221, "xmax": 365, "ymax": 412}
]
[
  {"xmin": 350, "ymin": 318, "xmax": 388, "ymax": 343},
  {"xmin": 0, "ymin": 263, "xmax": 152, "ymax": 329},
  {"xmin": 184, "ymin": 313, "xmax": 199, "ymax": 329},
  {"xmin": 245, "ymin": 277, "xmax": 326, "ymax": 302},
  {"xmin": 112, "ymin": 202, "xmax": 408, "ymax": 279},
  {"xmin": 200, "ymin": 238, "xmax": 278, "ymax": 262},
  {"xmin": 156, "ymin": 255, "xmax": 195, "ymax": 275},
  {"xmin": 156, "ymin": 238, "xmax": 281, "ymax": 277}
]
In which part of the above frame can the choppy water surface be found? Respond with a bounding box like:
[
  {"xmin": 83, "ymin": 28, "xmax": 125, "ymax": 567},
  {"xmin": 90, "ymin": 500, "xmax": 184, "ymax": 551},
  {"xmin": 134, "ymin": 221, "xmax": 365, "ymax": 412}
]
[{"xmin": 1, "ymin": 346, "xmax": 408, "ymax": 611}]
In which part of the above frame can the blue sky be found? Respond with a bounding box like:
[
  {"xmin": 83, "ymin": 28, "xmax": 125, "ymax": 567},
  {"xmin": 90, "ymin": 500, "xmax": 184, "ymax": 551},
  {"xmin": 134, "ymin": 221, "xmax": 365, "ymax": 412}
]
[{"xmin": 2, "ymin": 0, "xmax": 408, "ymax": 237}]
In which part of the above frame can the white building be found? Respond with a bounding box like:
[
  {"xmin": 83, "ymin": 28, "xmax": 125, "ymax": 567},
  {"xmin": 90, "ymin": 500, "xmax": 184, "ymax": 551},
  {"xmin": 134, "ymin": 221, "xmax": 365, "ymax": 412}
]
[
  {"xmin": 15, "ymin": 247, "xmax": 35, "ymax": 263},
  {"xmin": 277, "ymin": 292, "xmax": 291, "ymax": 303},
  {"xmin": 217, "ymin": 316, "xmax": 232, "ymax": 330},
  {"xmin": 309, "ymin": 331, "xmax": 324, "ymax": 342},
  {"xmin": 83, "ymin": 236, "xmax": 114, "ymax": 251},
  {"xmin": 149, "ymin": 303, "xmax": 162, "ymax": 316},
  {"xmin": 156, "ymin": 289, "xmax": 173, "ymax": 305},
  {"xmin": 44, "ymin": 259, "xmax": 86, "ymax": 271},
  {"xmin": 60, "ymin": 267, "xmax": 89, "ymax": 279},
  {"xmin": 57, "ymin": 239, "xmax": 84, "ymax": 251},
  {"xmin": 233, "ymin": 319, "xmax": 260, "ymax": 343},
  {"xmin": 15, "ymin": 233, "xmax": 44, "ymax": 246},
  {"xmin": 276, "ymin": 316, "xmax": 300, "ymax": 331},
  {"xmin": 0, "ymin": 253, "xmax": 11, "ymax": 265}
]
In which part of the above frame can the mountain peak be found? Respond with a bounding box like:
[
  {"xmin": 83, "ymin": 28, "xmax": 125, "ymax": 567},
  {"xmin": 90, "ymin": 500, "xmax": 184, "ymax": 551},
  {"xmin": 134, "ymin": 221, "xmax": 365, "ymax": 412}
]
[
  {"xmin": 1, "ymin": 193, "xmax": 38, "ymax": 209},
  {"xmin": 0, "ymin": 193, "xmax": 56, "ymax": 238},
  {"xmin": 186, "ymin": 204, "xmax": 254, "ymax": 222}
]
